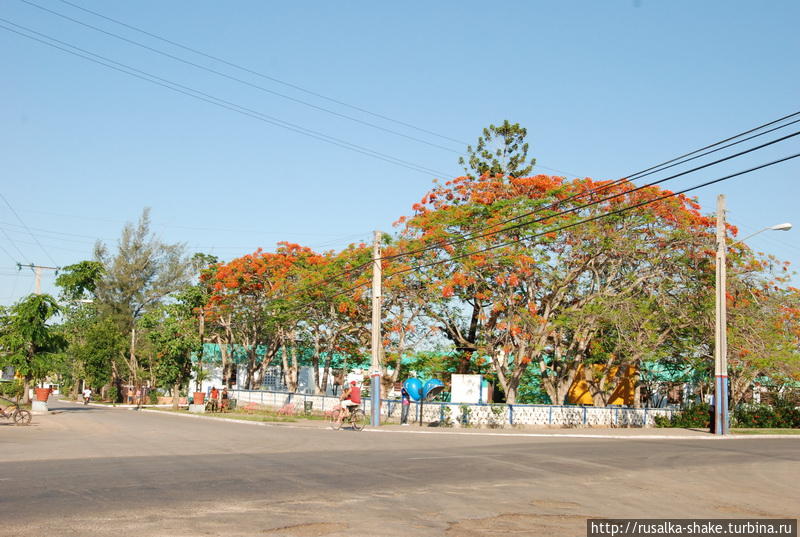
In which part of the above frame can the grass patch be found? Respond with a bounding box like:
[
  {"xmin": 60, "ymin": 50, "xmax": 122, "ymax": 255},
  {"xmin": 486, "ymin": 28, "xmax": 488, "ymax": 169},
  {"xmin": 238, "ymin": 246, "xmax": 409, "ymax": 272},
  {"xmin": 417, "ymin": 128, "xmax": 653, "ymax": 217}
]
[
  {"xmin": 731, "ymin": 428, "xmax": 800, "ymax": 435},
  {"xmin": 149, "ymin": 407, "xmax": 333, "ymax": 424}
]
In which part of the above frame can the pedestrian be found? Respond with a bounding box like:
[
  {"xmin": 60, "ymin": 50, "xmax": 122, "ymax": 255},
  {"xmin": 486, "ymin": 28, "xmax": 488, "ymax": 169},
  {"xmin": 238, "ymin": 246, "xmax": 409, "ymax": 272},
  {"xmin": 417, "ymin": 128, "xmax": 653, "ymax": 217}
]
[
  {"xmin": 221, "ymin": 387, "xmax": 229, "ymax": 411},
  {"xmin": 708, "ymin": 393, "xmax": 715, "ymax": 433},
  {"xmin": 400, "ymin": 385, "xmax": 411, "ymax": 426}
]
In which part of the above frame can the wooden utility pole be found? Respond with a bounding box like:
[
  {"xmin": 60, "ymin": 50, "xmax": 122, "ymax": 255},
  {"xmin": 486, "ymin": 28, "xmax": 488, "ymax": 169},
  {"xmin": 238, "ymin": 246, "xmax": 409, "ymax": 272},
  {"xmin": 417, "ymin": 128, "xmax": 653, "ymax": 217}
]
[
  {"xmin": 714, "ymin": 195, "xmax": 729, "ymax": 435},
  {"xmin": 17, "ymin": 263, "xmax": 59, "ymax": 295},
  {"xmin": 370, "ymin": 230, "xmax": 382, "ymax": 427}
]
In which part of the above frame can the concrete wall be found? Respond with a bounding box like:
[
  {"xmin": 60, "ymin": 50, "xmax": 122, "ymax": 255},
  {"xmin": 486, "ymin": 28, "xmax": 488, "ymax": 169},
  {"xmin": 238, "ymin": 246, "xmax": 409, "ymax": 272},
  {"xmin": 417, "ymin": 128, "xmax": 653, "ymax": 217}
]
[{"xmin": 228, "ymin": 389, "xmax": 678, "ymax": 428}]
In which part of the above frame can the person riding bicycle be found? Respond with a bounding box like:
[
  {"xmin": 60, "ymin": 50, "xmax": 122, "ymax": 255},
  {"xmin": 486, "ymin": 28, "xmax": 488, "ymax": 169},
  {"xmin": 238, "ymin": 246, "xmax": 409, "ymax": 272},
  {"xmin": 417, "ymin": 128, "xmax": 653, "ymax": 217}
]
[
  {"xmin": 335, "ymin": 380, "xmax": 361, "ymax": 426},
  {"xmin": 82, "ymin": 387, "xmax": 92, "ymax": 404}
]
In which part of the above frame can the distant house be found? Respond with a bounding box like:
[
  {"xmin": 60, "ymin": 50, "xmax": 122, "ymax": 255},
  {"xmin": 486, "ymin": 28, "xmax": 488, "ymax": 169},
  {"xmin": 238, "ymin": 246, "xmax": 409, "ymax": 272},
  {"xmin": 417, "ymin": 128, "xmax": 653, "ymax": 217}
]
[{"xmin": 2, "ymin": 367, "xmax": 15, "ymax": 381}]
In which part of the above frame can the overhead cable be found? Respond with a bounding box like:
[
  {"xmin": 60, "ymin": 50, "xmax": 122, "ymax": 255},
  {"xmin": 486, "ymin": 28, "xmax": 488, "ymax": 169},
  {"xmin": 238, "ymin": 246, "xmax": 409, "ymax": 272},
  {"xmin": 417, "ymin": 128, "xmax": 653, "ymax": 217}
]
[{"xmin": 0, "ymin": 19, "xmax": 456, "ymax": 178}]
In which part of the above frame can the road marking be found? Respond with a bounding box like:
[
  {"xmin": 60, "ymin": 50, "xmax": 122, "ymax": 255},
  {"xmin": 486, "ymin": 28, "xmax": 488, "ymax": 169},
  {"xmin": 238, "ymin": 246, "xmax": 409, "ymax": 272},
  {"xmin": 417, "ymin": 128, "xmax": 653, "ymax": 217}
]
[
  {"xmin": 365, "ymin": 428, "xmax": 800, "ymax": 440},
  {"xmin": 408, "ymin": 455, "xmax": 478, "ymax": 459}
]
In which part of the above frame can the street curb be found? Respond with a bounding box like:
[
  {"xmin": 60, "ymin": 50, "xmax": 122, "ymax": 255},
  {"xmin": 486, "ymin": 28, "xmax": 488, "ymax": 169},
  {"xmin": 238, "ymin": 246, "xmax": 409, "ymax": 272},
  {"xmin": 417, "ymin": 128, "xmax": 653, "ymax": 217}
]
[
  {"xmin": 60, "ymin": 400, "xmax": 174, "ymax": 409},
  {"xmin": 137, "ymin": 408, "xmax": 800, "ymax": 440}
]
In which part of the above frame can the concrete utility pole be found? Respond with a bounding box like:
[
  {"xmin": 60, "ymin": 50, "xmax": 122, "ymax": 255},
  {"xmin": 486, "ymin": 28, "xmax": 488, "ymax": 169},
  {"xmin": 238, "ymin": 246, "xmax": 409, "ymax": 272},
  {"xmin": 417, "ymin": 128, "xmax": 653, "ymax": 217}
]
[
  {"xmin": 370, "ymin": 230, "xmax": 382, "ymax": 427},
  {"xmin": 714, "ymin": 195, "xmax": 729, "ymax": 435},
  {"xmin": 17, "ymin": 263, "xmax": 60, "ymax": 295}
]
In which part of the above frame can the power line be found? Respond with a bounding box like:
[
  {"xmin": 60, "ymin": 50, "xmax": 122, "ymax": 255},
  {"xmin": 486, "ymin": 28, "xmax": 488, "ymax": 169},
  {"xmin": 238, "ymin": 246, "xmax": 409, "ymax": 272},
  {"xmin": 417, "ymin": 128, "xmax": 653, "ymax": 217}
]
[
  {"xmin": 0, "ymin": 19, "xmax": 457, "ymax": 179},
  {"xmin": 382, "ymin": 128, "xmax": 800, "ymax": 262},
  {"xmin": 244, "ymin": 115, "xmax": 800, "ymax": 305},
  {"xmin": 51, "ymin": 0, "xmax": 470, "ymax": 147},
  {"xmin": 0, "ymin": 236, "xmax": 21, "ymax": 262},
  {"xmin": 0, "ymin": 192, "xmax": 60, "ymax": 265},
  {"xmin": 388, "ymin": 152, "xmax": 800, "ymax": 277},
  {"xmin": 19, "ymin": 0, "xmax": 467, "ymax": 155},
  {"xmin": 18, "ymin": 0, "xmax": 578, "ymax": 178},
  {"xmin": 285, "ymin": 151, "xmax": 800, "ymax": 314},
  {"xmin": 0, "ymin": 226, "xmax": 27, "ymax": 260},
  {"xmin": 622, "ymin": 117, "xmax": 800, "ymax": 186},
  {"xmin": 396, "ymin": 112, "xmax": 800, "ymax": 260}
]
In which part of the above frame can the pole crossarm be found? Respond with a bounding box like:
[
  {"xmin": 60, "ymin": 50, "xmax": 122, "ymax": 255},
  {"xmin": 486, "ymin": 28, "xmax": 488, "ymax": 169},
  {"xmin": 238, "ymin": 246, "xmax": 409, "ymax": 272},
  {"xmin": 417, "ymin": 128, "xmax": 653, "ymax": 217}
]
[{"xmin": 16, "ymin": 263, "xmax": 61, "ymax": 295}]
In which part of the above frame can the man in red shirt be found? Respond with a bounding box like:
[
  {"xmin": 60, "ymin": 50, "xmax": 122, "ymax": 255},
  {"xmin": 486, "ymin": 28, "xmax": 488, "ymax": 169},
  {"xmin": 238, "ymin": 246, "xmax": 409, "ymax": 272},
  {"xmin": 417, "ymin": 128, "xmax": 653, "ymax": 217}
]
[{"xmin": 335, "ymin": 380, "xmax": 361, "ymax": 427}]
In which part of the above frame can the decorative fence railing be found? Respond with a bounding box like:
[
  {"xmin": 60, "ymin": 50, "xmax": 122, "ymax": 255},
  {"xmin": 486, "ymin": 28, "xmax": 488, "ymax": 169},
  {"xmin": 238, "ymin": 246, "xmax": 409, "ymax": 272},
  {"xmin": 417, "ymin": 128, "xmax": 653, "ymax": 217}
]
[{"xmin": 229, "ymin": 389, "xmax": 679, "ymax": 428}]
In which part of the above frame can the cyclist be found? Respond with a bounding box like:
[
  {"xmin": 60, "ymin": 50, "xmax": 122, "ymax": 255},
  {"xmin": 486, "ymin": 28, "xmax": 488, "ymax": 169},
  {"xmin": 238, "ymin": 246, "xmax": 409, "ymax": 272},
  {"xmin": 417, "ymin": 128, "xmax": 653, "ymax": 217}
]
[{"xmin": 335, "ymin": 380, "xmax": 361, "ymax": 427}]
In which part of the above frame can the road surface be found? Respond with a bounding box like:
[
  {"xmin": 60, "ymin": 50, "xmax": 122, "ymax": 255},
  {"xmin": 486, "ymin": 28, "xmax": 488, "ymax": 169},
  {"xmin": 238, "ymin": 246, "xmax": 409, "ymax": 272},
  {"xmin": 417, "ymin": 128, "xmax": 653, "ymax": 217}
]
[{"xmin": 1, "ymin": 399, "xmax": 797, "ymax": 536}]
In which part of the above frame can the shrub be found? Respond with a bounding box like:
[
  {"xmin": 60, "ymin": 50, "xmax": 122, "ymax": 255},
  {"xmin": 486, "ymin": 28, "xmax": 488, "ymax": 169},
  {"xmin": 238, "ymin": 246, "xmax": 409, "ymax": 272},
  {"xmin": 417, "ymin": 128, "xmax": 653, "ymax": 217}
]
[
  {"xmin": 107, "ymin": 386, "xmax": 119, "ymax": 404},
  {"xmin": 0, "ymin": 380, "xmax": 24, "ymax": 400},
  {"xmin": 459, "ymin": 404, "xmax": 472, "ymax": 427},
  {"xmin": 489, "ymin": 404, "xmax": 505, "ymax": 429},
  {"xmin": 654, "ymin": 403, "xmax": 711, "ymax": 428},
  {"xmin": 149, "ymin": 390, "xmax": 159, "ymax": 405},
  {"xmin": 733, "ymin": 398, "xmax": 800, "ymax": 428},
  {"xmin": 440, "ymin": 405, "xmax": 453, "ymax": 427}
]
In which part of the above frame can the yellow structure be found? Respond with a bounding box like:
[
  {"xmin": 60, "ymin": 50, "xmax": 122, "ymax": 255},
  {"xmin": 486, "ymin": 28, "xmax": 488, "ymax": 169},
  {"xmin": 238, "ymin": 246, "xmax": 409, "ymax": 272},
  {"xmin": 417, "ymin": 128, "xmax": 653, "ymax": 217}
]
[{"xmin": 567, "ymin": 364, "xmax": 637, "ymax": 406}]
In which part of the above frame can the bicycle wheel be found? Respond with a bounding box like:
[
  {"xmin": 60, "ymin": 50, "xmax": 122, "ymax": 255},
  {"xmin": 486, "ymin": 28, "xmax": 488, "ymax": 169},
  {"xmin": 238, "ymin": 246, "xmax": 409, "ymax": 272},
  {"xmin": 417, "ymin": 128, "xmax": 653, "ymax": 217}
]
[
  {"xmin": 13, "ymin": 409, "xmax": 32, "ymax": 426},
  {"xmin": 351, "ymin": 409, "xmax": 367, "ymax": 431},
  {"xmin": 330, "ymin": 410, "xmax": 342, "ymax": 430}
]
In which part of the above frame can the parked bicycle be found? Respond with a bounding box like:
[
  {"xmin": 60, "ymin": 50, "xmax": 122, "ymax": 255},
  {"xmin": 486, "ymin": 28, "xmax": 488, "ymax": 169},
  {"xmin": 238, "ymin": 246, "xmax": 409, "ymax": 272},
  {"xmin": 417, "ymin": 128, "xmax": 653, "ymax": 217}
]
[
  {"xmin": 329, "ymin": 405, "xmax": 367, "ymax": 431},
  {"xmin": 0, "ymin": 397, "xmax": 32, "ymax": 426}
]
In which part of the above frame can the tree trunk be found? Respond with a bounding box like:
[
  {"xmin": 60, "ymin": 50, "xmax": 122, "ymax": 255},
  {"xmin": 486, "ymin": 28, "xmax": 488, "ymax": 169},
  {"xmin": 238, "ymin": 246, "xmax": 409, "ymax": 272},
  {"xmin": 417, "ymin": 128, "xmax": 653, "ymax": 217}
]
[
  {"xmin": 505, "ymin": 384, "xmax": 517, "ymax": 405},
  {"xmin": 541, "ymin": 367, "xmax": 578, "ymax": 407},
  {"xmin": 280, "ymin": 342, "xmax": 299, "ymax": 392},
  {"xmin": 288, "ymin": 343, "xmax": 299, "ymax": 392},
  {"xmin": 245, "ymin": 345, "xmax": 258, "ymax": 390},
  {"xmin": 311, "ymin": 334, "xmax": 322, "ymax": 394},
  {"xmin": 321, "ymin": 341, "xmax": 336, "ymax": 394},
  {"xmin": 129, "ymin": 326, "xmax": 138, "ymax": 383},
  {"xmin": 22, "ymin": 374, "xmax": 31, "ymax": 404},
  {"xmin": 172, "ymin": 381, "xmax": 180, "ymax": 410},
  {"xmin": 218, "ymin": 341, "xmax": 230, "ymax": 388}
]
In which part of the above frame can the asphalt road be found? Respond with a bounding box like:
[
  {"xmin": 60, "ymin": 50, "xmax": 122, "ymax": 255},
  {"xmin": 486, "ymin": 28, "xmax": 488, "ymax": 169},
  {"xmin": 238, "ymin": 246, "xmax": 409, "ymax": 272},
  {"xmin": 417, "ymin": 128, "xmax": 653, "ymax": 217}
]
[{"xmin": 1, "ymin": 399, "xmax": 797, "ymax": 537}]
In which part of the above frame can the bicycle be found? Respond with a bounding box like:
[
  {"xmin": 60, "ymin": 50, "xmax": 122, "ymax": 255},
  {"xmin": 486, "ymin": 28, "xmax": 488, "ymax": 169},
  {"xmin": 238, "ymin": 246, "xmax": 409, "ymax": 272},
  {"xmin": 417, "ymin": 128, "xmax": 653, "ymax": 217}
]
[
  {"xmin": 329, "ymin": 405, "xmax": 367, "ymax": 431},
  {"xmin": 0, "ymin": 398, "xmax": 32, "ymax": 426}
]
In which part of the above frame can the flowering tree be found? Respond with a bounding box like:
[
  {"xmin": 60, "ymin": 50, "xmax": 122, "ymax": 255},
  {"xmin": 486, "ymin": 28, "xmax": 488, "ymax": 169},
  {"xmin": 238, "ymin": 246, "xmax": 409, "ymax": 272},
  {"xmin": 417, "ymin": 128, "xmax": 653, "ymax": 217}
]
[{"xmin": 396, "ymin": 173, "xmax": 716, "ymax": 403}]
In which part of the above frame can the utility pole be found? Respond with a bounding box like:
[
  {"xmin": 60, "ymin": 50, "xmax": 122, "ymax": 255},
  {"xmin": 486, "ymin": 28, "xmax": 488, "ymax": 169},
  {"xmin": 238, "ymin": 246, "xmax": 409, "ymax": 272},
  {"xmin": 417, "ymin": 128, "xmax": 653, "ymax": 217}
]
[
  {"xmin": 370, "ymin": 230, "xmax": 382, "ymax": 427},
  {"xmin": 17, "ymin": 263, "xmax": 60, "ymax": 295},
  {"xmin": 714, "ymin": 195, "xmax": 729, "ymax": 435}
]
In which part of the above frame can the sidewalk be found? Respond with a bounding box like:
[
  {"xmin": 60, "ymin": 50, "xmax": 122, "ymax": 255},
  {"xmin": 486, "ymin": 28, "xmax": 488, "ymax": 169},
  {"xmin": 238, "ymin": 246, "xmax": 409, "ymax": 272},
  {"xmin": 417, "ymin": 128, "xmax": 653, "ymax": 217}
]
[
  {"xmin": 61, "ymin": 399, "xmax": 799, "ymax": 439},
  {"xmin": 138, "ymin": 406, "xmax": 800, "ymax": 439}
]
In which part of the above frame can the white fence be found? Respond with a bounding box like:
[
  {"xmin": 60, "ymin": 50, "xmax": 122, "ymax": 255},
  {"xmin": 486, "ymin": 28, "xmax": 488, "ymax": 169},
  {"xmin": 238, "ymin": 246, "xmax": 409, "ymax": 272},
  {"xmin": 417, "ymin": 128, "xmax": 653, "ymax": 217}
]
[{"xmin": 229, "ymin": 389, "xmax": 678, "ymax": 428}]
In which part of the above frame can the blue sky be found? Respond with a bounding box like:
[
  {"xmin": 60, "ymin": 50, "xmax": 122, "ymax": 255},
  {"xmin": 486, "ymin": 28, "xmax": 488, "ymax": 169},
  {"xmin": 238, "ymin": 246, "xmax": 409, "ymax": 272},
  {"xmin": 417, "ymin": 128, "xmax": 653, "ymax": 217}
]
[{"xmin": 1, "ymin": 0, "xmax": 798, "ymax": 304}]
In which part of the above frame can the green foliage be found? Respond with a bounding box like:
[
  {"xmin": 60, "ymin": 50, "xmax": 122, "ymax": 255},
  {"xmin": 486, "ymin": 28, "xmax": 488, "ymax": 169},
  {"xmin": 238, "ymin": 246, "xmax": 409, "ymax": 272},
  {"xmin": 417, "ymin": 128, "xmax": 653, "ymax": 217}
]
[
  {"xmin": 108, "ymin": 386, "xmax": 119, "ymax": 404},
  {"xmin": 459, "ymin": 120, "xmax": 536, "ymax": 178},
  {"xmin": 654, "ymin": 403, "xmax": 711, "ymax": 428},
  {"xmin": 516, "ymin": 368, "xmax": 552, "ymax": 404},
  {"xmin": 94, "ymin": 208, "xmax": 191, "ymax": 324},
  {"xmin": 0, "ymin": 294, "xmax": 66, "ymax": 383},
  {"xmin": 141, "ymin": 303, "xmax": 198, "ymax": 391},
  {"xmin": 0, "ymin": 380, "xmax": 24, "ymax": 399},
  {"xmin": 61, "ymin": 306, "xmax": 125, "ymax": 390},
  {"xmin": 488, "ymin": 404, "xmax": 505, "ymax": 428},
  {"xmin": 55, "ymin": 260, "xmax": 104, "ymax": 301},
  {"xmin": 733, "ymin": 398, "xmax": 800, "ymax": 428},
  {"xmin": 459, "ymin": 403, "xmax": 472, "ymax": 427},
  {"xmin": 149, "ymin": 390, "xmax": 159, "ymax": 405},
  {"xmin": 440, "ymin": 405, "xmax": 453, "ymax": 427}
]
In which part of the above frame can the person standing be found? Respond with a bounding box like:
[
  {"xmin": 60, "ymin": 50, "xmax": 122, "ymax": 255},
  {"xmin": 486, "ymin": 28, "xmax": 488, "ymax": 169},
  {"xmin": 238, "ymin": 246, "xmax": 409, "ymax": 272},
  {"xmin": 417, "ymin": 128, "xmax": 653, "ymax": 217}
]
[
  {"xmin": 221, "ymin": 387, "xmax": 229, "ymax": 411},
  {"xmin": 400, "ymin": 386, "xmax": 411, "ymax": 426}
]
